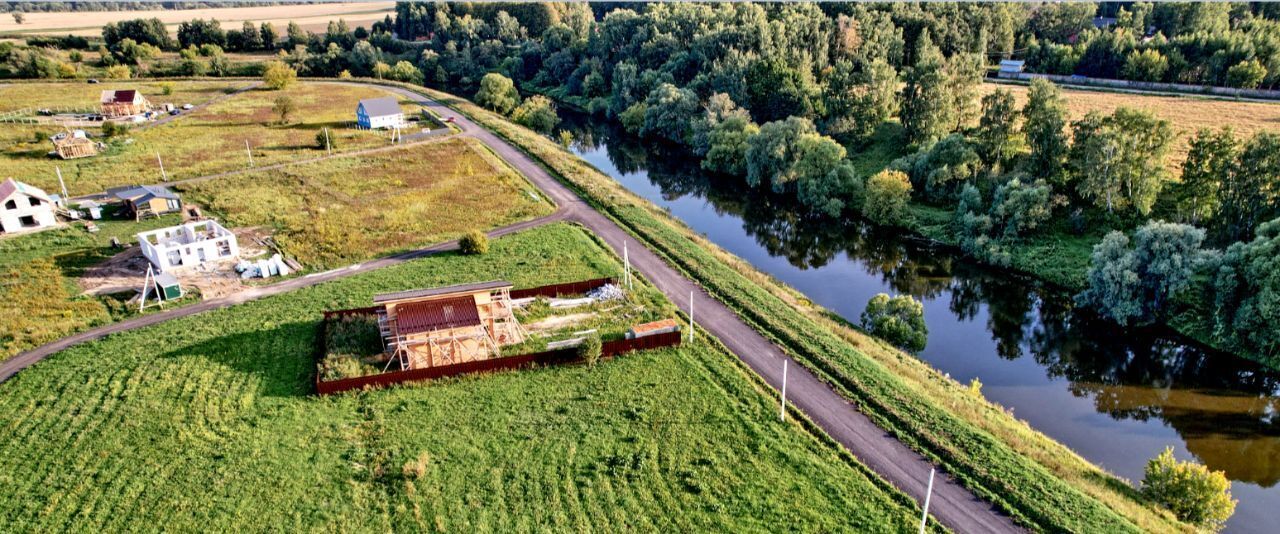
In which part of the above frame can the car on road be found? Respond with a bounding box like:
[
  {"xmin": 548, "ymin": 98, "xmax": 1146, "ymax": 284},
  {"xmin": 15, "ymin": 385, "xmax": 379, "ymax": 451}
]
[
  {"xmin": 86, "ymin": 79, "xmax": 99, "ymax": 84},
  {"xmin": 169, "ymin": 109, "xmax": 181, "ymax": 116},
  {"xmin": 182, "ymin": 104, "xmax": 194, "ymax": 110}
]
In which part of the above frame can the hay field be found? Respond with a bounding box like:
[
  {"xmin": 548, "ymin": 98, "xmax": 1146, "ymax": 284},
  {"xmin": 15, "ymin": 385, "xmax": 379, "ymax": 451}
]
[
  {"xmin": 0, "ymin": 2, "xmax": 395, "ymax": 36},
  {"xmin": 985, "ymin": 81, "xmax": 1280, "ymax": 169},
  {"xmin": 0, "ymin": 223, "xmax": 921, "ymax": 531},
  {"xmin": 0, "ymin": 81, "xmax": 427, "ymax": 195},
  {"xmin": 180, "ymin": 137, "xmax": 554, "ymax": 268}
]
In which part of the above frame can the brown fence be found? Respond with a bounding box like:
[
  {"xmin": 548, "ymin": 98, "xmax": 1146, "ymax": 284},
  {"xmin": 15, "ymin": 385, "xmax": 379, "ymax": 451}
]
[
  {"xmin": 314, "ymin": 331, "xmax": 681, "ymax": 395},
  {"xmin": 510, "ymin": 277, "xmax": 615, "ymax": 299}
]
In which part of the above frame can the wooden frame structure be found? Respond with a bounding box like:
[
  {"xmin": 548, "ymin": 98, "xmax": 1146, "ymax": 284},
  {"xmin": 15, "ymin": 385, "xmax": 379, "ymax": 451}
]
[
  {"xmin": 373, "ymin": 281, "xmax": 527, "ymax": 372},
  {"xmin": 100, "ymin": 89, "xmax": 151, "ymax": 118},
  {"xmin": 52, "ymin": 131, "xmax": 98, "ymax": 159}
]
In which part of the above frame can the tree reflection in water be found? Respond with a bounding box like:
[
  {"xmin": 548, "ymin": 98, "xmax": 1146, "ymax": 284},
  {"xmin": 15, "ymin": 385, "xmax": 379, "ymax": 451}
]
[{"xmin": 557, "ymin": 112, "xmax": 1280, "ymax": 486}]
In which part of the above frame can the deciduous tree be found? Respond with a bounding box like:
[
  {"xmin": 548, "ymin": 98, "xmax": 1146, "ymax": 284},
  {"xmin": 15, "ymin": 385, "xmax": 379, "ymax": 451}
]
[
  {"xmin": 475, "ymin": 73, "xmax": 521, "ymax": 115},
  {"xmin": 1141, "ymin": 448, "xmax": 1236, "ymax": 530},
  {"xmin": 860, "ymin": 293, "xmax": 928, "ymax": 353},
  {"xmin": 862, "ymin": 169, "xmax": 913, "ymax": 226}
]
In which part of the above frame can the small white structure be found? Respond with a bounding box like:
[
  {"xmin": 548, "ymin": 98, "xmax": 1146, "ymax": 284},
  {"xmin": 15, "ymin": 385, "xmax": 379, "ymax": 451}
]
[
  {"xmin": 997, "ymin": 60, "xmax": 1026, "ymax": 78},
  {"xmin": 137, "ymin": 219, "xmax": 239, "ymax": 272},
  {"xmin": 356, "ymin": 97, "xmax": 404, "ymax": 129},
  {"xmin": 0, "ymin": 178, "xmax": 58, "ymax": 234}
]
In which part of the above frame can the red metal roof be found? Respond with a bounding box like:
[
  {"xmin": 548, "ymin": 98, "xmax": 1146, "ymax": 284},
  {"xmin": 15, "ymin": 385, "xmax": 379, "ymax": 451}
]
[
  {"xmin": 395, "ymin": 296, "xmax": 481, "ymax": 335},
  {"xmin": 101, "ymin": 89, "xmax": 142, "ymax": 104}
]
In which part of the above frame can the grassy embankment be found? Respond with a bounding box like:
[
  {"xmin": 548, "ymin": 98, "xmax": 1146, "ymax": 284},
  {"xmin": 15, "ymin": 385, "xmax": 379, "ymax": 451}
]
[
  {"xmin": 0, "ymin": 223, "xmax": 926, "ymax": 532},
  {"xmin": 0, "ymin": 80, "xmax": 428, "ymax": 195},
  {"xmin": 180, "ymin": 136, "xmax": 553, "ymax": 269},
  {"xmin": 416, "ymin": 83, "xmax": 1189, "ymax": 532}
]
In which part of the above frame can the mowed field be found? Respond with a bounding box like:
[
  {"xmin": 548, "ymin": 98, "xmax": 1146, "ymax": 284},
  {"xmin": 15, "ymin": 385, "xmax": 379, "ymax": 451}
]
[
  {"xmin": 0, "ymin": 2, "xmax": 395, "ymax": 36},
  {"xmin": 0, "ymin": 81, "xmax": 427, "ymax": 196},
  {"xmin": 180, "ymin": 137, "xmax": 554, "ymax": 268},
  {"xmin": 0, "ymin": 224, "xmax": 922, "ymax": 532},
  {"xmin": 986, "ymin": 81, "xmax": 1280, "ymax": 170}
]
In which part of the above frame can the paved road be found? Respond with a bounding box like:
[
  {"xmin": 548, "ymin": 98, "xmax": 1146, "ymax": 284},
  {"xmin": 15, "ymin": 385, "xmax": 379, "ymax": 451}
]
[
  {"xmin": 7, "ymin": 81, "xmax": 1022, "ymax": 533},
  {"xmin": 380, "ymin": 84, "xmax": 1022, "ymax": 534}
]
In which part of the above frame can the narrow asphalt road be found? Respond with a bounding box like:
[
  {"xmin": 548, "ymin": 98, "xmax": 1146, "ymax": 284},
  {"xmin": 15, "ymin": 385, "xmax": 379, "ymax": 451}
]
[{"xmin": 6, "ymin": 81, "xmax": 1022, "ymax": 533}]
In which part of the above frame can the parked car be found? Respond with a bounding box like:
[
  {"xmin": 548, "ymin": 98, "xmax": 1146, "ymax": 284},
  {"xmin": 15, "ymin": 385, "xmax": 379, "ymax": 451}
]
[
  {"xmin": 86, "ymin": 78, "xmax": 99, "ymax": 84},
  {"xmin": 36, "ymin": 109, "xmax": 53, "ymax": 116},
  {"xmin": 169, "ymin": 109, "xmax": 181, "ymax": 116},
  {"xmin": 182, "ymin": 103, "xmax": 193, "ymax": 110}
]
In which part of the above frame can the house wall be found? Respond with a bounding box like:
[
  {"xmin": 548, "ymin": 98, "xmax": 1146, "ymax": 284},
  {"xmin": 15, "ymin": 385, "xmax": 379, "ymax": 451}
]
[
  {"xmin": 138, "ymin": 221, "xmax": 239, "ymax": 272},
  {"xmin": 0, "ymin": 195, "xmax": 56, "ymax": 233},
  {"xmin": 402, "ymin": 324, "xmax": 493, "ymax": 368}
]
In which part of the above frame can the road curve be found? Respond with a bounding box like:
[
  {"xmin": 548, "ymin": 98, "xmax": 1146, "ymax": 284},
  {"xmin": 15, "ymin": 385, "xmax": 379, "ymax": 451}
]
[
  {"xmin": 5, "ymin": 81, "xmax": 1022, "ymax": 533},
  {"xmin": 376, "ymin": 84, "xmax": 1022, "ymax": 534}
]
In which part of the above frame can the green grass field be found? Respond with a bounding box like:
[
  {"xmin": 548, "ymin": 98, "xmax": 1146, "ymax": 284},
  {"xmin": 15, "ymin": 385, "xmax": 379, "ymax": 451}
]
[
  {"xmin": 0, "ymin": 223, "xmax": 924, "ymax": 531},
  {"xmin": 180, "ymin": 137, "xmax": 552, "ymax": 268},
  {"xmin": 419, "ymin": 83, "xmax": 1187, "ymax": 532},
  {"xmin": 0, "ymin": 81, "xmax": 429, "ymax": 195}
]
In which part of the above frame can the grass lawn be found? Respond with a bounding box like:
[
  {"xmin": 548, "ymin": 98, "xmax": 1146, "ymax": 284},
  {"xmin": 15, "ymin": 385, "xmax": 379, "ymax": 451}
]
[
  {"xmin": 0, "ymin": 81, "xmax": 430, "ymax": 195},
  {"xmin": 179, "ymin": 137, "xmax": 553, "ymax": 268},
  {"xmin": 0, "ymin": 223, "xmax": 923, "ymax": 531},
  {"xmin": 419, "ymin": 82, "xmax": 1187, "ymax": 532}
]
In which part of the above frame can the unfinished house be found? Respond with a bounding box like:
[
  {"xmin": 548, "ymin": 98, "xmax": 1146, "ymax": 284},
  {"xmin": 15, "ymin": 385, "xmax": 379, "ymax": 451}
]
[
  {"xmin": 375, "ymin": 281, "xmax": 526, "ymax": 370},
  {"xmin": 355, "ymin": 97, "xmax": 404, "ymax": 129},
  {"xmin": 100, "ymin": 89, "xmax": 151, "ymax": 118},
  {"xmin": 109, "ymin": 184, "xmax": 181, "ymax": 220},
  {"xmin": 51, "ymin": 130, "xmax": 98, "ymax": 159},
  {"xmin": 0, "ymin": 178, "xmax": 57, "ymax": 234},
  {"xmin": 137, "ymin": 219, "xmax": 239, "ymax": 272}
]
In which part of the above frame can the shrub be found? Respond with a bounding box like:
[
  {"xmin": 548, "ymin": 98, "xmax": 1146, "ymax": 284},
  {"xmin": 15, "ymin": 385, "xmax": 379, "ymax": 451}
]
[
  {"xmin": 859, "ymin": 293, "xmax": 927, "ymax": 353},
  {"xmin": 314, "ymin": 130, "xmax": 335, "ymax": 150},
  {"xmin": 1141, "ymin": 448, "xmax": 1235, "ymax": 530},
  {"xmin": 104, "ymin": 64, "xmax": 131, "ymax": 79},
  {"xmin": 272, "ymin": 95, "xmax": 295, "ymax": 124},
  {"xmin": 159, "ymin": 82, "xmax": 174, "ymax": 96},
  {"xmin": 458, "ymin": 230, "xmax": 489, "ymax": 255},
  {"xmin": 578, "ymin": 333, "xmax": 602, "ymax": 367},
  {"xmin": 862, "ymin": 170, "xmax": 913, "ymax": 227},
  {"xmin": 262, "ymin": 60, "xmax": 296, "ymax": 90},
  {"xmin": 101, "ymin": 121, "xmax": 129, "ymax": 139},
  {"xmin": 511, "ymin": 95, "xmax": 559, "ymax": 133}
]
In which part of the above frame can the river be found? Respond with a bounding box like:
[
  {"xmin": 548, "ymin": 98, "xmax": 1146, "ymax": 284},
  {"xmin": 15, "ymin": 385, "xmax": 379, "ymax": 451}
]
[{"xmin": 555, "ymin": 114, "xmax": 1280, "ymax": 533}]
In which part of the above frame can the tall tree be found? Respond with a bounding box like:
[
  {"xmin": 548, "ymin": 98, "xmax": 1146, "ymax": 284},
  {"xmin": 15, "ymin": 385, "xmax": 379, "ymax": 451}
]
[
  {"xmin": 1023, "ymin": 78, "xmax": 1069, "ymax": 184},
  {"xmin": 260, "ymin": 22, "xmax": 278, "ymax": 51},
  {"xmin": 475, "ymin": 72, "xmax": 521, "ymax": 115},
  {"xmin": 1218, "ymin": 132, "xmax": 1280, "ymax": 243},
  {"xmin": 745, "ymin": 117, "xmax": 817, "ymax": 193},
  {"xmin": 1069, "ymin": 108, "xmax": 1173, "ymax": 216},
  {"xmin": 975, "ymin": 89, "xmax": 1019, "ymax": 167},
  {"xmin": 1174, "ymin": 127, "xmax": 1238, "ymax": 226},
  {"xmin": 1077, "ymin": 221, "xmax": 1205, "ymax": 325},
  {"xmin": 900, "ymin": 31, "xmax": 951, "ymax": 146}
]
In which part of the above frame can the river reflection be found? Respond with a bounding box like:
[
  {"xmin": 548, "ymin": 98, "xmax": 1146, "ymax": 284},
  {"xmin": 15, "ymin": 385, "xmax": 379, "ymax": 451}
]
[{"xmin": 558, "ymin": 113, "xmax": 1280, "ymax": 530}]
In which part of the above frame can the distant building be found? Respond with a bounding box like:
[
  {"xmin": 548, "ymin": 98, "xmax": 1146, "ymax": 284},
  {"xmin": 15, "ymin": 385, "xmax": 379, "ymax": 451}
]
[
  {"xmin": 137, "ymin": 220, "xmax": 239, "ymax": 272},
  {"xmin": 998, "ymin": 60, "xmax": 1026, "ymax": 76},
  {"xmin": 356, "ymin": 97, "xmax": 404, "ymax": 129},
  {"xmin": 100, "ymin": 89, "xmax": 151, "ymax": 118},
  {"xmin": 109, "ymin": 184, "xmax": 181, "ymax": 220},
  {"xmin": 0, "ymin": 178, "xmax": 57, "ymax": 234},
  {"xmin": 51, "ymin": 129, "xmax": 98, "ymax": 160}
]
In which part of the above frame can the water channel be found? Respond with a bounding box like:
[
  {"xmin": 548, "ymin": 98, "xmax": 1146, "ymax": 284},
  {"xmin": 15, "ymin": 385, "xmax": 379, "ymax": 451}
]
[{"xmin": 555, "ymin": 113, "xmax": 1280, "ymax": 532}]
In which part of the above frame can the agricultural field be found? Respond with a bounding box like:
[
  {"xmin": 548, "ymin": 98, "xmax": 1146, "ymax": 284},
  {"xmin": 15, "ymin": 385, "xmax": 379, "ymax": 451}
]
[
  {"xmin": 0, "ymin": 223, "xmax": 922, "ymax": 531},
  {"xmin": 0, "ymin": 2, "xmax": 396, "ymax": 36},
  {"xmin": 0, "ymin": 81, "xmax": 432, "ymax": 195},
  {"xmin": 984, "ymin": 81, "xmax": 1280, "ymax": 170},
  {"xmin": 179, "ymin": 137, "xmax": 553, "ymax": 268}
]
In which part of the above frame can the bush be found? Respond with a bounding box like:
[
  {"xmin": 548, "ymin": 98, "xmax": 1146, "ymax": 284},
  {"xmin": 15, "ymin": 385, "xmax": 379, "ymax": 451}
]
[
  {"xmin": 578, "ymin": 333, "xmax": 602, "ymax": 367},
  {"xmin": 859, "ymin": 293, "xmax": 928, "ymax": 353},
  {"xmin": 862, "ymin": 170, "xmax": 913, "ymax": 227},
  {"xmin": 262, "ymin": 60, "xmax": 296, "ymax": 90},
  {"xmin": 101, "ymin": 121, "xmax": 129, "ymax": 139},
  {"xmin": 159, "ymin": 82, "xmax": 175, "ymax": 96},
  {"xmin": 104, "ymin": 64, "xmax": 131, "ymax": 79},
  {"xmin": 511, "ymin": 95, "xmax": 559, "ymax": 133},
  {"xmin": 314, "ymin": 130, "xmax": 335, "ymax": 150},
  {"xmin": 1141, "ymin": 448, "xmax": 1235, "ymax": 530},
  {"xmin": 458, "ymin": 230, "xmax": 489, "ymax": 255}
]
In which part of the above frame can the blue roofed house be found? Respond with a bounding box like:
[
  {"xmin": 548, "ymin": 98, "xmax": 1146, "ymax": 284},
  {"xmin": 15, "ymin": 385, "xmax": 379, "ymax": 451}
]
[{"xmin": 356, "ymin": 97, "xmax": 405, "ymax": 130}]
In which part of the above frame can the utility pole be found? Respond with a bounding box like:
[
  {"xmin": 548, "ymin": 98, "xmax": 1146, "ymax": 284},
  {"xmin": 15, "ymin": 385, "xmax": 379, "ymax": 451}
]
[
  {"xmin": 779, "ymin": 360, "xmax": 788, "ymax": 421},
  {"xmin": 56, "ymin": 166, "xmax": 67, "ymax": 199},
  {"xmin": 245, "ymin": 140, "xmax": 254, "ymax": 167},
  {"xmin": 623, "ymin": 241, "xmax": 631, "ymax": 290},
  {"xmin": 688, "ymin": 291, "xmax": 694, "ymax": 343},
  {"xmin": 919, "ymin": 468, "xmax": 935, "ymax": 534},
  {"xmin": 324, "ymin": 127, "xmax": 332, "ymax": 155},
  {"xmin": 156, "ymin": 152, "xmax": 167, "ymax": 182}
]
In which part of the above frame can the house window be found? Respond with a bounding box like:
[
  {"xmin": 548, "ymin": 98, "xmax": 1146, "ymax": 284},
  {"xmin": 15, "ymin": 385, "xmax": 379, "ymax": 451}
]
[
  {"xmin": 167, "ymin": 199, "xmax": 180, "ymax": 211},
  {"xmin": 217, "ymin": 241, "xmax": 232, "ymax": 257},
  {"xmin": 18, "ymin": 215, "xmax": 36, "ymax": 228},
  {"xmin": 29, "ymin": 197, "xmax": 40, "ymax": 207},
  {"xmin": 167, "ymin": 250, "xmax": 182, "ymax": 266},
  {"xmin": 3, "ymin": 200, "xmax": 14, "ymax": 210}
]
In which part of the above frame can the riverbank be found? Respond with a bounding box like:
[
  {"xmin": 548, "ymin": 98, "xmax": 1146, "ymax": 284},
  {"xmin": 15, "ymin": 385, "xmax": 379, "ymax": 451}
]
[{"xmin": 421, "ymin": 84, "xmax": 1188, "ymax": 532}]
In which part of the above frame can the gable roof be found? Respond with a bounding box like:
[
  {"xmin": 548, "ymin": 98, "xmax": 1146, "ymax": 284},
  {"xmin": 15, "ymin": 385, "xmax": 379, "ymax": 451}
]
[
  {"xmin": 358, "ymin": 97, "xmax": 402, "ymax": 118},
  {"xmin": 395, "ymin": 296, "xmax": 482, "ymax": 335},
  {"xmin": 109, "ymin": 184, "xmax": 179, "ymax": 204},
  {"xmin": 101, "ymin": 89, "xmax": 145, "ymax": 105},
  {"xmin": 373, "ymin": 280, "xmax": 511, "ymax": 304},
  {"xmin": 0, "ymin": 178, "xmax": 52, "ymax": 204}
]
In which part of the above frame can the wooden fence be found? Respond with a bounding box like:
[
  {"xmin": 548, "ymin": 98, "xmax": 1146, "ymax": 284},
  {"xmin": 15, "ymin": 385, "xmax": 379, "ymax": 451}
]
[
  {"xmin": 314, "ymin": 331, "xmax": 681, "ymax": 395},
  {"xmin": 510, "ymin": 277, "xmax": 615, "ymax": 299}
]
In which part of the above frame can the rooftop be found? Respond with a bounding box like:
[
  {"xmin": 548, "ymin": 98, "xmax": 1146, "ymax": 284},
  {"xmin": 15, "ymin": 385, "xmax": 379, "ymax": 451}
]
[
  {"xmin": 358, "ymin": 97, "xmax": 403, "ymax": 118},
  {"xmin": 373, "ymin": 280, "xmax": 512, "ymax": 304},
  {"xmin": 0, "ymin": 178, "xmax": 52, "ymax": 203},
  {"xmin": 395, "ymin": 296, "xmax": 482, "ymax": 335}
]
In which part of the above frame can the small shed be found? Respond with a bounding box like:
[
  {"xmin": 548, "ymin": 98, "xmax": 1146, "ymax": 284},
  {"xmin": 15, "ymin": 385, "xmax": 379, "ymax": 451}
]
[
  {"xmin": 52, "ymin": 130, "xmax": 98, "ymax": 159},
  {"xmin": 78, "ymin": 200, "xmax": 103, "ymax": 220},
  {"xmin": 109, "ymin": 184, "xmax": 181, "ymax": 220},
  {"xmin": 101, "ymin": 89, "xmax": 151, "ymax": 118},
  {"xmin": 356, "ymin": 97, "xmax": 404, "ymax": 129},
  {"xmin": 154, "ymin": 272, "xmax": 182, "ymax": 300},
  {"xmin": 998, "ymin": 60, "xmax": 1025, "ymax": 75}
]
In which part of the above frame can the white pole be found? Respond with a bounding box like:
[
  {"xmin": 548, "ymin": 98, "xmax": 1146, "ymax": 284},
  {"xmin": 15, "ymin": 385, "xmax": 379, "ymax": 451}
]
[
  {"xmin": 688, "ymin": 291, "xmax": 694, "ymax": 342},
  {"xmin": 623, "ymin": 241, "xmax": 630, "ymax": 290},
  {"xmin": 56, "ymin": 166, "xmax": 67, "ymax": 199},
  {"xmin": 139, "ymin": 265, "xmax": 152, "ymax": 312},
  {"xmin": 245, "ymin": 140, "xmax": 254, "ymax": 167},
  {"xmin": 780, "ymin": 360, "xmax": 788, "ymax": 421},
  {"xmin": 156, "ymin": 152, "xmax": 167, "ymax": 181},
  {"xmin": 919, "ymin": 468, "xmax": 935, "ymax": 534},
  {"xmin": 324, "ymin": 127, "xmax": 332, "ymax": 155}
]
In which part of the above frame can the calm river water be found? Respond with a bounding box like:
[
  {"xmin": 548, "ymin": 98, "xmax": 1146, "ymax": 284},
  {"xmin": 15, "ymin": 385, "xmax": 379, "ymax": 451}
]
[{"xmin": 556, "ymin": 114, "xmax": 1280, "ymax": 533}]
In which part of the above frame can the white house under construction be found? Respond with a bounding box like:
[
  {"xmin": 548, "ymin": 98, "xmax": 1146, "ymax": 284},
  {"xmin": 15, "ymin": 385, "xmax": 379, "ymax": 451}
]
[
  {"xmin": 137, "ymin": 220, "xmax": 239, "ymax": 272},
  {"xmin": 373, "ymin": 281, "xmax": 525, "ymax": 371}
]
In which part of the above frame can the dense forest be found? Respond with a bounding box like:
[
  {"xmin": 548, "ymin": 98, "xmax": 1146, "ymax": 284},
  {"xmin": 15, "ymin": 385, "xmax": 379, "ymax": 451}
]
[
  {"xmin": 4, "ymin": 2, "xmax": 1277, "ymax": 366},
  {"xmin": 0, "ymin": 2, "xmax": 309, "ymax": 13}
]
